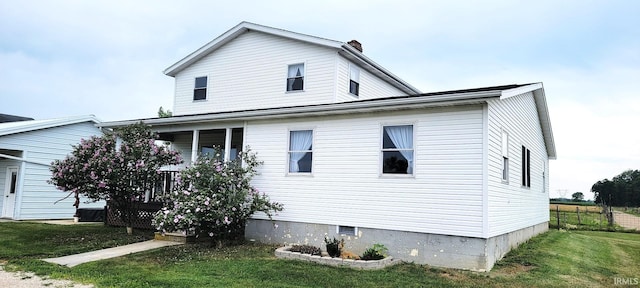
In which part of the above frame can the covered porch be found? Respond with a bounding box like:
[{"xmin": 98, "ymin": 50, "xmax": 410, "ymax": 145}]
[
  {"xmin": 144, "ymin": 123, "xmax": 246, "ymax": 202},
  {"xmin": 157, "ymin": 126, "xmax": 245, "ymax": 165}
]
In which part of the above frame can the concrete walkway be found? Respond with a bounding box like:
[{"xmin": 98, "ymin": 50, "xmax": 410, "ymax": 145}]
[{"xmin": 43, "ymin": 240, "xmax": 183, "ymax": 267}]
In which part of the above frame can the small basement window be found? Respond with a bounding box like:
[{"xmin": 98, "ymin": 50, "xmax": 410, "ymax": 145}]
[{"xmin": 337, "ymin": 225, "xmax": 357, "ymax": 236}]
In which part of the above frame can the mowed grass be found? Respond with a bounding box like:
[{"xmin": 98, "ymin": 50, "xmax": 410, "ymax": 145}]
[{"xmin": 1, "ymin": 222, "xmax": 640, "ymax": 287}]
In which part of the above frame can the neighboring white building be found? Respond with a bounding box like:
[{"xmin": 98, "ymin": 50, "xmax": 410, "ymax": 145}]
[
  {"xmin": 0, "ymin": 115, "xmax": 105, "ymax": 220},
  {"xmin": 99, "ymin": 22, "xmax": 556, "ymax": 271}
]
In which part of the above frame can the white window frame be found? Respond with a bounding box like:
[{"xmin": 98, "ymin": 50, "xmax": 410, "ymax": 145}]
[
  {"xmin": 287, "ymin": 128, "xmax": 314, "ymax": 175},
  {"xmin": 193, "ymin": 76, "xmax": 208, "ymax": 101},
  {"xmin": 349, "ymin": 64, "xmax": 360, "ymax": 97},
  {"xmin": 380, "ymin": 123, "xmax": 415, "ymax": 177},
  {"xmin": 286, "ymin": 63, "xmax": 305, "ymax": 92},
  {"xmin": 501, "ymin": 130, "xmax": 509, "ymax": 183}
]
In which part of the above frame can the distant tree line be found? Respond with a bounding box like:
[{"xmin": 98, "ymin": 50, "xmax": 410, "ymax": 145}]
[{"xmin": 591, "ymin": 170, "xmax": 640, "ymax": 207}]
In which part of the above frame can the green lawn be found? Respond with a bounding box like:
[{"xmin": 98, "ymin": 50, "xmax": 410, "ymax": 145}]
[{"xmin": 1, "ymin": 222, "xmax": 639, "ymax": 287}]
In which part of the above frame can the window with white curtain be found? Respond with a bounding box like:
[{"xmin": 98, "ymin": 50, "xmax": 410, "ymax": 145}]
[
  {"xmin": 288, "ymin": 130, "xmax": 313, "ymax": 173},
  {"xmin": 286, "ymin": 63, "xmax": 304, "ymax": 91},
  {"xmin": 382, "ymin": 125, "xmax": 414, "ymax": 174},
  {"xmin": 349, "ymin": 65, "xmax": 360, "ymax": 96}
]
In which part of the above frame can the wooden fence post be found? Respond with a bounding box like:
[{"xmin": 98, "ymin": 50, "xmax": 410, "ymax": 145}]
[
  {"xmin": 556, "ymin": 205, "xmax": 560, "ymax": 230},
  {"xmin": 599, "ymin": 211, "xmax": 602, "ymax": 230},
  {"xmin": 576, "ymin": 206, "xmax": 581, "ymax": 226}
]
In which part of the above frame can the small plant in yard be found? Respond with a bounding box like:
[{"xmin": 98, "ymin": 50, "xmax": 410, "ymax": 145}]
[
  {"xmin": 361, "ymin": 243, "xmax": 388, "ymax": 260},
  {"xmin": 289, "ymin": 244, "xmax": 321, "ymax": 256},
  {"xmin": 324, "ymin": 237, "xmax": 341, "ymax": 257},
  {"xmin": 152, "ymin": 148, "xmax": 283, "ymax": 246}
]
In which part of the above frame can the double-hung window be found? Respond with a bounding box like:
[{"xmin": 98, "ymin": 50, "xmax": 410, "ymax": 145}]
[
  {"xmin": 193, "ymin": 76, "xmax": 207, "ymax": 101},
  {"xmin": 287, "ymin": 63, "xmax": 304, "ymax": 91},
  {"xmin": 349, "ymin": 65, "xmax": 360, "ymax": 96},
  {"xmin": 288, "ymin": 130, "xmax": 313, "ymax": 173},
  {"xmin": 501, "ymin": 130, "xmax": 509, "ymax": 182},
  {"xmin": 382, "ymin": 125, "xmax": 414, "ymax": 175},
  {"xmin": 521, "ymin": 145, "xmax": 531, "ymax": 187}
]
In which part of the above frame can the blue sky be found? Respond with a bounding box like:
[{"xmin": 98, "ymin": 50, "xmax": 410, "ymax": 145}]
[{"xmin": 1, "ymin": 0, "xmax": 639, "ymax": 199}]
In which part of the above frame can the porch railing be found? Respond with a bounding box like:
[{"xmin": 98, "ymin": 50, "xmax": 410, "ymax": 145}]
[{"xmin": 105, "ymin": 170, "xmax": 179, "ymax": 230}]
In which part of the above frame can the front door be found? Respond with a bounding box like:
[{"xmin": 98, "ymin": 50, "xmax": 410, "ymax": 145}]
[{"xmin": 2, "ymin": 167, "xmax": 18, "ymax": 218}]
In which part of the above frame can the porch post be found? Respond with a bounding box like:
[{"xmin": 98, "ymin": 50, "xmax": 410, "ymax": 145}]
[
  {"xmin": 224, "ymin": 128, "xmax": 232, "ymax": 162},
  {"xmin": 191, "ymin": 129, "xmax": 199, "ymax": 163}
]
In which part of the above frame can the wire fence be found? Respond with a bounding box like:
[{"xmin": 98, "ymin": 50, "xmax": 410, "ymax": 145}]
[{"xmin": 549, "ymin": 204, "xmax": 640, "ymax": 233}]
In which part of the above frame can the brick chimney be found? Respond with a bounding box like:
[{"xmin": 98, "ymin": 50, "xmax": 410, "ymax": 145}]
[{"xmin": 347, "ymin": 40, "xmax": 363, "ymax": 52}]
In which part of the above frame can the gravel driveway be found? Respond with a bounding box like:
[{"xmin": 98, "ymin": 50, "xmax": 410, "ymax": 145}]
[
  {"xmin": 0, "ymin": 265, "xmax": 92, "ymax": 288},
  {"xmin": 614, "ymin": 211, "xmax": 640, "ymax": 230}
]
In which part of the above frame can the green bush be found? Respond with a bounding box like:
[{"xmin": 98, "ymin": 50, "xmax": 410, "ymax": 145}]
[{"xmin": 361, "ymin": 243, "xmax": 388, "ymax": 260}]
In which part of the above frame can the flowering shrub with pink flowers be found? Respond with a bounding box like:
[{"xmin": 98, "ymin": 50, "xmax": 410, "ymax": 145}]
[
  {"xmin": 152, "ymin": 148, "xmax": 282, "ymax": 245},
  {"xmin": 49, "ymin": 122, "xmax": 182, "ymax": 232}
]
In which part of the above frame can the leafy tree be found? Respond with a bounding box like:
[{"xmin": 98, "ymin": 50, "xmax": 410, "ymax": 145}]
[
  {"xmin": 158, "ymin": 106, "xmax": 172, "ymax": 118},
  {"xmin": 152, "ymin": 148, "xmax": 283, "ymax": 246},
  {"xmin": 49, "ymin": 123, "xmax": 182, "ymax": 233},
  {"xmin": 571, "ymin": 192, "xmax": 584, "ymax": 202},
  {"xmin": 592, "ymin": 170, "xmax": 640, "ymax": 206}
]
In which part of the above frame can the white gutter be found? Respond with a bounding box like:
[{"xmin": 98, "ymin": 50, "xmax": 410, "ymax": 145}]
[
  {"xmin": 0, "ymin": 153, "xmax": 51, "ymax": 167},
  {"xmin": 98, "ymin": 90, "xmax": 503, "ymax": 129}
]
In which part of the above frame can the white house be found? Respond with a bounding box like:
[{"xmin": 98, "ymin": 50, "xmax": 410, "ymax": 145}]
[
  {"xmin": 0, "ymin": 115, "xmax": 105, "ymax": 220},
  {"xmin": 99, "ymin": 22, "xmax": 556, "ymax": 271}
]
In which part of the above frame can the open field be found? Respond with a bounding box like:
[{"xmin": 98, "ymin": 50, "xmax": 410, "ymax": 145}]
[
  {"xmin": 1, "ymin": 222, "xmax": 640, "ymax": 287},
  {"xmin": 549, "ymin": 204, "xmax": 602, "ymax": 213}
]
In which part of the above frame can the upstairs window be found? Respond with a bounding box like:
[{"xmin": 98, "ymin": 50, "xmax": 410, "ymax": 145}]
[
  {"xmin": 193, "ymin": 76, "xmax": 207, "ymax": 101},
  {"xmin": 349, "ymin": 65, "xmax": 360, "ymax": 96},
  {"xmin": 521, "ymin": 145, "xmax": 531, "ymax": 187},
  {"xmin": 288, "ymin": 130, "xmax": 313, "ymax": 173},
  {"xmin": 382, "ymin": 125, "xmax": 414, "ymax": 175},
  {"xmin": 287, "ymin": 63, "xmax": 304, "ymax": 91},
  {"xmin": 501, "ymin": 130, "xmax": 509, "ymax": 182}
]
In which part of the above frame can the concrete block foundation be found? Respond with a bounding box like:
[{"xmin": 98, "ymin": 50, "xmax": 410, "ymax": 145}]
[{"xmin": 245, "ymin": 219, "xmax": 548, "ymax": 271}]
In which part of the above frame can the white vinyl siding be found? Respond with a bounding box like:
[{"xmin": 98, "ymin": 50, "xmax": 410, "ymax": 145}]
[
  {"xmin": 336, "ymin": 56, "xmax": 407, "ymax": 102},
  {"xmin": 173, "ymin": 31, "xmax": 337, "ymax": 115},
  {"xmin": 0, "ymin": 122, "xmax": 104, "ymax": 220},
  {"xmin": 486, "ymin": 92, "xmax": 549, "ymax": 237},
  {"xmin": 246, "ymin": 105, "xmax": 485, "ymax": 238}
]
